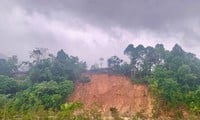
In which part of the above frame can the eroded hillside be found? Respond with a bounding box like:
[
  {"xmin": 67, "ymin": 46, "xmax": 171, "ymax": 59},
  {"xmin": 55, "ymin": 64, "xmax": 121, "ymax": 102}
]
[{"xmin": 69, "ymin": 74, "xmax": 153, "ymax": 117}]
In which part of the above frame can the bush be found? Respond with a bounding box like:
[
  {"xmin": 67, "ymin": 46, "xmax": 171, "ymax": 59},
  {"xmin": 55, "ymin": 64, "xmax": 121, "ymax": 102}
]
[
  {"xmin": 78, "ymin": 76, "xmax": 91, "ymax": 83},
  {"xmin": 0, "ymin": 94, "xmax": 7, "ymax": 108},
  {"xmin": 110, "ymin": 107, "xmax": 122, "ymax": 120},
  {"xmin": 0, "ymin": 75, "xmax": 19, "ymax": 94},
  {"xmin": 8, "ymin": 80, "xmax": 74, "ymax": 112}
]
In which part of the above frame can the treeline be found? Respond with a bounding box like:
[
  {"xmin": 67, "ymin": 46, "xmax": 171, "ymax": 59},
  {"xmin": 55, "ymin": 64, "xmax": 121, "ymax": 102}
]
[
  {"xmin": 107, "ymin": 43, "xmax": 200, "ymax": 115},
  {"xmin": 1, "ymin": 43, "xmax": 200, "ymax": 118},
  {"xmin": 0, "ymin": 49, "xmax": 86, "ymax": 118}
]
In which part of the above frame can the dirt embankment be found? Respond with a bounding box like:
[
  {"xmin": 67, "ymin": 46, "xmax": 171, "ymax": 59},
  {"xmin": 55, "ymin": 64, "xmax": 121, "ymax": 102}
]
[{"xmin": 69, "ymin": 74, "xmax": 153, "ymax": 116}]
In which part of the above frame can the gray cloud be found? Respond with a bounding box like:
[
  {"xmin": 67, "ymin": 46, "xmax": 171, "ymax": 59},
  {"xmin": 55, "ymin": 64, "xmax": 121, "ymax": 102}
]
[
  {"xmin": 18, "ymin": 0, "xmax": 200, "ymax": 29},
  {"xmin": 0, "ymin": 0, "xmax": 200, "ymax": 67}
]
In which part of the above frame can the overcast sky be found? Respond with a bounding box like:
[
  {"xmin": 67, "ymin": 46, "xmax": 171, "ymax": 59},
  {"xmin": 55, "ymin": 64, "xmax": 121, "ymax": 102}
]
[{"xmin": 0, "ymin": 0, "xmax": 200, "ymax": 67}]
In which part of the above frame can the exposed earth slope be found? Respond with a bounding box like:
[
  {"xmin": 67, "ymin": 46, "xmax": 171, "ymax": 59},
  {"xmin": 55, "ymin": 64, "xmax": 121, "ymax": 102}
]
[{"xmin": 69, "ymin": 74, "xmax": 153, "ymax": 116}]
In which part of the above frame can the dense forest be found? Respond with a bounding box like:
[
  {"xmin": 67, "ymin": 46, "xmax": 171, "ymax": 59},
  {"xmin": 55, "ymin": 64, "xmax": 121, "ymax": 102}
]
[
  {"xmin": 0, "ymin": 49, "xmax": 87, "ymax": 119},
  {"xmin": 1, "ymin": 44, "xmax": 200, "ymax": 119}
]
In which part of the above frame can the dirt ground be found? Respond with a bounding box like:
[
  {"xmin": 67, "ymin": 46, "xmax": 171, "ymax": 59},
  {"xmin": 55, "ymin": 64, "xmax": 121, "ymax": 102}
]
[{"xmin": 68, "ymin": 74, "xmax": 153, "ymax": 117}]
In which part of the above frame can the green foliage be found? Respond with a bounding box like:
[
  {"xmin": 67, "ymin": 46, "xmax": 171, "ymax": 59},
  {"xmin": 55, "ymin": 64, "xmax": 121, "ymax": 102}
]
[
  {"xmin": 52, "ymin": 50, "xmax": 86, "ymax": 81},
  {"xmin": 29, "ymin": 59, "xmax": 53, "ymax": 83},
  {"xmin": 110, "ymin": 107, "xmax": 122, "ymax": 120},
  {"xmin": 149, "ymin": 67, "xmax": 182, "ymax": 107},
  {"xmin": 0, "ymin": 94, "xmax": 7, "ymax": 108},
  {"xmin": 57, "ymin": 102, "xmax": 83, "ymax": 120},
  {"xmin": 9, "ymin": 80, "xmax": 74, "ymax": 112},
  {"xmin": 0, "ymin": 75, "xmax": 19, "ymax": 94},
  {"xmin": 123, "ymin": 43, "xmax": 200, "ymax": 114},
  {"xmin": 131, "ymin": 77, "xmax": 148, "ymax": 84},
  {"xmin": 146, "ymin": 45, "xmax": 200, "ymax": 114},
  {"xmin": 29, "ymin": 49, "xmax": 87, "ymax": 83},
  {"xmin": 159, "ymin": 78, "xmax": 181, "ymax": 107},
  {"xmin": 30, "ymin": 48, "xmax": 48, "ymax": 63},
  {"xmin": 61, "ymin": 101, "xmax": 83, "ymax": 111},
  {"xmin": 124, "ymin": 44, "xmax": 164, "ymax": 78},
  {"xmin": 0, "ymin": 56, "xmax": 18, "ymax": 76},
  {"xmin": 107, "ymin": 55, "xmax": 131, "ymax": 76},
  {"xmin": 177, "ymin": 64, "xmax": 196, "ymax": 87},
  {"xmin": 0, "ymin": 49, "xmax": 88, "ymax": 118},
  {"xmin": 58, "ymin": 102, "xmax": 102, "ymax": 120},
  {"xmin": 107, "ymin": 56, "xmax": 124, "ymax": 74},
  {"xmin": 132, "ymin": 109, "xmax": 147, "ymax": 120},
  {"xmin": 108, "ymin": 56, "xmax": 123, "ymax": 68},
  {"xmin": 119, "ymin": 62, "xmax": 132, "ymax": 76},
  {"xmin": 188, "ymin": 86, "xmax": 200, "ymax": 113},
  {"xmin": 2, "ymin": 44, "xmax": 200, "ymax": 118}
]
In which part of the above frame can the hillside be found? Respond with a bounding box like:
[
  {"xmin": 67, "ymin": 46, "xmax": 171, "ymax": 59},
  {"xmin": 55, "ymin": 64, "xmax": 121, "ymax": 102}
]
[
  {"xmin": 2, "ymin": 44, "xmax": 200, "ymax": 119},
  {"xmin": 69, "ymin": 74, "xmax": 153, "ymax": 117}
]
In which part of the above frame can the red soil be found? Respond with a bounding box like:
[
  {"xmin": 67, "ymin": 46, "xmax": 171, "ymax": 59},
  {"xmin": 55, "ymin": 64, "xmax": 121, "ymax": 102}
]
[{"xmin": 68, "ymin": 74, "xmax": 153, "ymax": 116}]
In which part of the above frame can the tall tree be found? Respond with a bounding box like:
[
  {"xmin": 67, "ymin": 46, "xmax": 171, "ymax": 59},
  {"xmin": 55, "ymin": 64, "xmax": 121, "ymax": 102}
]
[
  {"xmin": 0, "ymin": 55, "xmax": 18, "ymax": 76},
  {"xmin": 30, "ymin": 48, "xmax": 48, "ymax": 64},
  {"xmin": 107, "ymin": 56, "xmax": 123, "ymax": 68},
  {"xmin": 124, "ymin": 44, "xmax": 163, "ymax": 77}
]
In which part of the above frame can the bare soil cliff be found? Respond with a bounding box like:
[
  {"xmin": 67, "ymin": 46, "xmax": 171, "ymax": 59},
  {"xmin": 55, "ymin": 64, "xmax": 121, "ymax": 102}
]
[{"xmin": 69, "ymin": 74, "xmax": 153, "ymax": 116}]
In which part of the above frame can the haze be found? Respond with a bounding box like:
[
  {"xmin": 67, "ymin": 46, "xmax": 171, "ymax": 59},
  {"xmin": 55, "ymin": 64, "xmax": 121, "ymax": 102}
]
[{"xmin": 1, "ymin": 0, "xmax": 200, "ymax": 66}]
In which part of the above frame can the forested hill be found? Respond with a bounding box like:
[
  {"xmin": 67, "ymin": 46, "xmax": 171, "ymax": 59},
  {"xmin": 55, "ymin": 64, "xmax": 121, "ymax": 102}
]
[{"xmin": 0, "ymin": 44, "xmax": 200, "ymax": 119}]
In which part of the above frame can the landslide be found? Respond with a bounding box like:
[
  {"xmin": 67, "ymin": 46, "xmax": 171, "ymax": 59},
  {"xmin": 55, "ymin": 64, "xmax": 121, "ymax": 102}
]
[{"xmin": 68, "ymin": 74, "xmax": 153, "ymax": 116}]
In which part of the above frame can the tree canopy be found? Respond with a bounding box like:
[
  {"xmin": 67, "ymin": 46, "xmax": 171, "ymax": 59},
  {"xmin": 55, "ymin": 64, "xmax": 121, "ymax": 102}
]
[{"xmin": 1, "ymin": 44, "xmax": 200, "ymax": 118}]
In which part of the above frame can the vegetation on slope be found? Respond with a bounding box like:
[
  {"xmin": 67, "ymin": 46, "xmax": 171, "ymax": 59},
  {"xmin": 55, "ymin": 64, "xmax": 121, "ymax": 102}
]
[
  {"xmin": 108, "ymin": 43, "xmax": 200, "ymax": 118},
  {"xmin": 0, "ymin": 49, "xmax": 86, "ymax": 119},
  {"xmin": 1, "ymin": 43, "xmax": 200, "ymax": 119}
]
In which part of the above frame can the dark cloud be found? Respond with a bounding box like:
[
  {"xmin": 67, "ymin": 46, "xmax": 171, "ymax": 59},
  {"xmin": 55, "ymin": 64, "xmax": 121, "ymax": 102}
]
[
  {"xmin": 18, "ymin": 0, "xmax": 200, "ymax": 48},
  {"xmin": 18, "ymin": 0, "xmax": 200, "ymax": 30},
  {"xmin": 0, "ymin": 0, "xmax": 200, "ymax": 66}
]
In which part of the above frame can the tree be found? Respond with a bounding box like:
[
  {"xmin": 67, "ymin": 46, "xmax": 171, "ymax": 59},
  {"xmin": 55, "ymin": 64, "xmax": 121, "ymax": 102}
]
[
  {"xmin": 29, "ymin": 49, "xmax": 87, "ymax": 83},
  {"xmin": 8, "ymin": 55, "xmax": 18, "ymax": 73},
  {"xmin": 107, "ymin": 56, "xmax": 123, "ymax": 68},
  {"xmin": 0, "ymin": 56, "xmax": 18, "ymax": 76},
  {"xmin": 149, "ymin": 66, "xmax": 182, "ymax": 107},
  {"xmin": 107, "ymin": 56, "xmax": 125, "ymax": 74},
  {"xmin": 124, "ymin": 44, "xmax": 134, "ymax": 57},
  {"xmin": 0, "ymin": 75, "xmax": 19, "ymax": 94},
  {"xmin": 29, "ymin": 59, "xmax": 53, "ymax": 83},
  {"xmin": 171, "ymin": 44, "xmax": 185, "ymax": 57},
  {"xmin": 177, "ymin": 64, "xmax": 196, "ymax": 91},
  {"xmin": 124, "ymin": 44, "xmax": 162, "ymax": 78},
  {"xmin": 51, "ymin": 50, "xmax": 86, "ymax": 82},
  {"xmin": 0, "ymin": 59, "xmax": 11, "ymax": 76},
  {"xmin": 155, "ymin": 44, "xmax": 165, "ymax": 62},
  {"xmin": 90, "ymin": 63, "xmax": 99, "ymax": 70},
  {"xmin": 159, "ymin": 78, "xmax": 181, "ymax": 107},
  {"xmin": 10, "ymin": 80, "xmax": 74, "ymax": 111},
  {"xmin": 56, "ymin": 49, "xmax": 68, "ymax": 63},
  {"xmin": 148, "ymin": 43, "xmax": 200, "ymax": 110},
  {"xmin": 30, "ymin": 48, "xmax": 48, "ymax": 64},
  {"xmin": 124, "ymin": 44, "xmax": 138, "ymax": 66}
]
